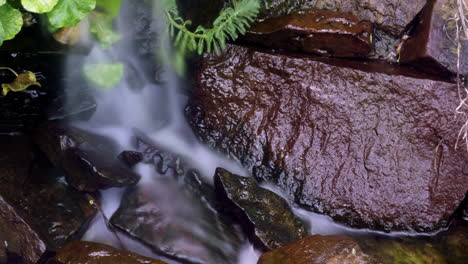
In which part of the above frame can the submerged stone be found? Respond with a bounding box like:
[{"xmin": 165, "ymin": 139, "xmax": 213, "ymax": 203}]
[
  {"xmin": 244, "ymin": 9, "xmax": 373, "ymax": 58},
  {"xmin": 186, "ymin": 44, "xmax": 468, "ymax": 232},
  {"xmin": 0, "ymin": 195, "xmax": 46, "ymax": 264},
  {"xmin": 256, "ymin": 0, "xmax": 426, "ymax": 36},
  {"xmin": 0, "ymin": 135, "xmax": 96, "ymax": 253},
  {"xmin": 257, "ymin": 235, "xmax": 377, "ymax": 264},
  {"xmin": 214, "ymin": 168, "xmax": 307, "ymax": 251},
  {"xmin": 118, "ymin": 151, "xmax": 144, "ymax": 168},
  {"xmin": 34, "ymin": 122, "xmax": 140, "ymax": 192},
  {"xmin": 400, "ymin": 0, "xmax": 468, "ymax": 79},
  {"xmin": 110, "ymin": 183, "xmax": 244, "ymax": 264},
  {"xmin": 50, "ymin": 241, "xmax": 167, "ymax": 264}
]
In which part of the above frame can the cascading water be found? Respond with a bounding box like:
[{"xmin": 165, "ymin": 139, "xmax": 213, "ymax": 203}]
[{"xmin": 55, "ymin": 0, "xmax": 461, "ymax": 263}]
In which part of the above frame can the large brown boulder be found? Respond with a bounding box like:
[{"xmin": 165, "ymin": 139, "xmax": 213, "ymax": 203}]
[
  {"xmin": 257, "ymin": 235, "xmax": 377, "ymax": 264},
  {"xmin": 256, "ymin": 0, "xmax": 426, "ymax": 36},
  {"xmin": 186, "ymin": 44, "xmax": 468, "ymax": 232}
]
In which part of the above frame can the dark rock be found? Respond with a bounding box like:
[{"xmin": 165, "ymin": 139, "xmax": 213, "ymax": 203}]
[
  {"xmin": 256, "ymin": 0, "xmax": 426, "ymax": 36},
  {"xmin": 0, "ymin": 195, "xmax": 46, "ymax": 264},
  {"xmin": 214, "ymin": 168, "xmax": 307, "ymax": 251},
  {"xmin": 443, "ymin": 222, "xmax": 468, "ymax": 264},
  {"xmin": 110, "ymin": 183, "xmax": 244, "ymax": 264},
  {"xmin": 118, "ymin": 151, "xmax": 144, "ymax": 168},
  {"xmin": 0, "ymin": 135, "xmax": 96, "ymax": 252},
  {"xmin": 34, "ymin": 122, "xmax": 140, "ymax": 192},
  {"xmin": 400, "ymin": 0, "xmax": 468, "ymax": 79},
  {"xmin": 257, "ymin": 235, "xmax": 377, "ymax": 264},
  {"xmin": 134, "ymin": 129, "xmax": 187, "ymax": 177},
  {"xmin": 50, "ymin": 241, "xmax": 167, "ymax": 264},
  {"xmin": 186, "ymin": 44, "xmax": 468, "ymax": 232},
  {"xmin": 244, "ymin": 9, "xmax": 373, "ymax": 58}
]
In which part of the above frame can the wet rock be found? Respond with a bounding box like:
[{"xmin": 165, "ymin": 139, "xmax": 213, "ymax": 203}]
[
  {"xmin": 34, "ymin": 122, "xmax": 140, "ymax": 192},
  {"xmin": 186, "ymin": 44, "xmax": 468, "ymax": 232},
  {"xmin": 358, "ymin": 236, "xmax": 448, "ymax": 264},
  {"xmin": 118, "ymin": 151, "xmax": 144, "ymax": 168},
  {"xmin": 50, "ymin": 241, "xmax": 167, "ymax": 264},
  {"xmin": 47, "ymin": 87, "xmax": 97, "ymax": 121},
  {"xmin": 110, "ymin": 183, "xmax": 244, "ymax": 264},
  {"xmin": 0, "ymin": 195, "xmax": 46, "ymax": 264},
  {"xmin": 0, "ymin": 135, "xmax": 96, "ymax": 252},
  {"xmin": 256, "ymin": 0, "xmax": 426, "ymax": 36},
  {"xmin": 244, "ymin": 9, "xmax": 373, "ymax": 58},
  {"xmin": 257, "ymin": 235, "xmax": 377, "ymax": 264},
  {"xmin": 400, "ymin": 0, "xmax": 468, "ymax": 79},
  {"xmin": 214, "ymin": 168, "xmax": 307, "ymax": 251},
  {"xmin": 134, "ymin": 129, "xmax": 187, "ymax": 177}
]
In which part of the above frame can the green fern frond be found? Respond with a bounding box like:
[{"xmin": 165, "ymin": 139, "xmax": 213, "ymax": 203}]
[{"xmin": 164, "ymin": 0, "xmax": 260, "ymax": 57}]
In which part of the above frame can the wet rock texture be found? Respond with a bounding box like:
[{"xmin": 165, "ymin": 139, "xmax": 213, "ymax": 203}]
[
  {"xmin": 50, "ymin": 241, "xmax": 167, "ymax": 264},
  {"xmin": 186, "ymin": 44, "xmax": 468, "ymax": 232},
  {"xmin": 256, "ymin": 0, "xmax": 427, "ymax": 36},
  {"xmin": 110, "ymin": 184, "xmax": 243, "ymax": 264},
  {"xmin": 0, "ymin": 195, "xmax": 46, "ymax": 264},
  {"xmin": 244, "ymin": 9, "xmax": 373, "ymax": 58},
  {"xmin": 400, "ymin": 0, "xmax": 468, "ymax": 78},
  {"xmin": 34, "ymin": 122, "xmax": 140, "ymax": 192},
  {"xmin": 257, "ymin": 235, "xmax": 377, "ymax": 264},
  {"xmin": 0, "ymin": 135, "xmax": 96, "ymax": 253},
  {"xmin": 214, "ymin": 168, "xmax": 307, "ymax": 251}
]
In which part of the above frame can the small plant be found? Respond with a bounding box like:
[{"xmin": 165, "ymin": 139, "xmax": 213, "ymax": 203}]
[{"xmin": 163, "ymin": 0, "xmax": 260, "ymax": 74}]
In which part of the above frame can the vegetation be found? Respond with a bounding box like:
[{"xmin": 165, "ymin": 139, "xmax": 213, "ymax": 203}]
[{"xmin": 163, "ymin": 0, "xmax": 260, "ymax": 74}]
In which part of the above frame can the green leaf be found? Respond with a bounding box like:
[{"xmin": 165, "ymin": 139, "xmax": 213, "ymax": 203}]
[
  {"xmin": 83, "ymin": 63, "xmax": 123, "ymax": 90},
  {"xmin": 96, "ymin": 0, "xmax": 121, "ymax": 18},
  {"xmin": 47, "ymin": 0, "xmax": 96, "ymax": 29},
  {"xmin": 2, "ymin": 71, "xmax": 41, "ymax": 96},
  {"xmin": 0, "ymin": 0, "xmax": 6, "ymax": 6},
  {"xmin": 89, "ymin": 12, "xmax": 120, "ymax": 49},
  {"xmin": 21, "ymin": 0, "xmax": 58, "ymax": 13},
  {"xmin": 0, "ymin": 4, "xmax": 23, "ymax": 45}
]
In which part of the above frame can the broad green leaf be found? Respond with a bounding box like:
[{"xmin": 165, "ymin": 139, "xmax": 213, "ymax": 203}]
[
  {"xmin": 2, "ymin": 71, "xmax": 41, "ymax": 96},
  {"xmin": 21, "ymin": 0, "xmax": 58, "ymax": 13},
  {"xmin": 89, "ymin": 12, "xmax": 120, "ymax": 49},
  {"xmin": 47, "ymin": 0, "xmax": 96, "ymax": 29},
  {"xmin": 96, "ymin": 0, "xmax": 121, "ymax": 18},
  {"xmin": 83, "ymin": 63, "xmax": 123, "ymax": 90},
  {"xmin": 0, "ymin": 4, "xmax": 23, "ymax": 45},
  {"xmin": 0, "ymin": 0, "xmax": 5, "ymax": 6}
]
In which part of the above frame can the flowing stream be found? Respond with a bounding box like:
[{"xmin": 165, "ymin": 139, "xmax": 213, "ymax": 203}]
[{"xmin": 59, "ymin": 1, "xmax": 452, "ymax": 263}]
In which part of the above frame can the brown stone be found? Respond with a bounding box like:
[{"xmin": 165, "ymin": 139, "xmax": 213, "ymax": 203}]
[
  {"xmin": 256, "ymin": 0, "xmax": 427, "ymax": 36},
  {"xmin": 51, "ymin": 241, "xmax": 167, "ymax": 264},
  {"xmin": 186, "ymin": 44, "xmax": 468, "ymax": 232},
  {"xmin": 257, "ymin": 235, "xmax": 377, "ymax": 264},
  {"xmin": 244, "ymin": 9, "xmax": 373, "ymax": 58},
  {"xmin": 0, "ymin": 195, "xmax": 46, "ymax": 264},
  {"xmin": 400, "ymin": 0, "xmax": 468, "ymax": 79}
]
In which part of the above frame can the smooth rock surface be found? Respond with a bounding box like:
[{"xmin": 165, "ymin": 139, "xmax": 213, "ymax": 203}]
[
  {"xmin": 0, "ymin": 195, "xmax": 46, "ymax": 264},
  {"xmin": 0, "ymin": 135, "xmax": 96, "ymax": 252},
  {"xmin": 214, "ymin": 168, "xmax": 307, "ymax": 251},
  {"xmin": 34, "ymin": 122, "xmax": 140, "ymax": 192},
  {"xmin": 400, "ymin": 0, "xmax": 468, "ymax": 79},
  {"xmin": 244, "ymin": 8, "xmax": 373, "ymax": 58},
  {"xmin": 110, "ymin": 184, "xmax": 243, "ymax": 264},
  {"xmin": 257, "ymin": 235, "xmax": 377, "ymax": 264},
  {"xmin": 256, "ymin": 0, "xmax": 426, "ymax": 36},
  {"xmin": 50, "ymin": 241, "xmax": 167, "ymax": 264},
  {"xmin": 186, "ymin": 44, "xmax": 468, "ymax": 232}
]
